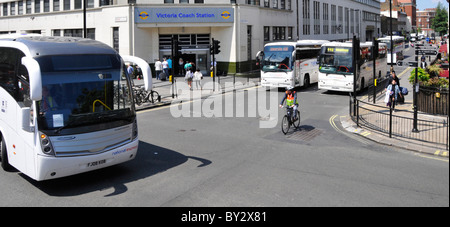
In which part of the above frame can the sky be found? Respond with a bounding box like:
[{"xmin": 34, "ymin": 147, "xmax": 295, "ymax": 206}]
[
  {"xmin": 382, "ymin": 0, "xmax": 448, "ymax": 11},
  {"xmin": 415, "ymin": 0, "xmax": 447, "ymax": 11}
]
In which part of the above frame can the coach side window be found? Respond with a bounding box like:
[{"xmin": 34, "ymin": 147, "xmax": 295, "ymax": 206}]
[
  {"xmin": 18, "ymin": 61, "xmax": 32, "ymax": 107},
  {"xmin": 0, "ymin": 48, "xmax": 31, "ymax": 107},
  {"xmin": 0, "ymin": 47, "xmax": 18, "ymax": 98}
]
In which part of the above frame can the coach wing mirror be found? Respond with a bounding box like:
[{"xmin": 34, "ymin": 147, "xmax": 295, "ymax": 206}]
[
  {"xmin": 21, "ymin": 107, "xmax": 34, "ymax": 132},
  {"xmin": 122, "ymin": 55, "xmax": 152, "ymax": 91},
  {"xmin": 256, "ymin": 51, "xmax": 264, "ymax": 61},
  {"xmin": 21, "ymin": 57, "xmax": 42, "ymax": 101}
]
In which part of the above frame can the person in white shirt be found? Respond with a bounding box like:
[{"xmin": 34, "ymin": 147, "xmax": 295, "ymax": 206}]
[
  {"xmin": 162, "ymin": 58, "xmax": 169, "ymax": 77},
  {"xmin": 193, "ymin": 68, "xmax": 203, "ymax": 90},
  {"xmin": 185, "ymin": 69, "xmax": 194, "ymax": 89},
  {"xmin": 154, "ymin": 59, "xmax": 162, "ymax": 80}
]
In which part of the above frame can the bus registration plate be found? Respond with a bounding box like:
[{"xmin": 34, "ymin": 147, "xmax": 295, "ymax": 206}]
[{"xmin": 86, "ymin": 159, "xmax": 106, "ymax": 168}]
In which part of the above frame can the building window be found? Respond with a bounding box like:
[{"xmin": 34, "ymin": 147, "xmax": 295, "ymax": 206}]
[
  {"xmin": 75, "ymin": 0, "xmax": 82, "ymax": 9},
  {"xmin": 113, "ymin": 27, "xmax": 119, "ymax": 53},
  {"xmin": 303, "ymin": 0, "xmax": 310, "ymax": 35},
  {"xmin": 26, "ymin": 0, "xmax": 31, "ymax": 14},
  {"xmin": 264, "ymin": 26, "xmax": 270, "ymax": 41},
  {"xmin": 63, "ymin": 0, "xmax": 70, "ymax": 11},
  {"xmin": 323, "ymin": 3, "xmax": 329, "ymax": 34},
  {"xmin": 273, "ymin": 27, "xmax": 285, "ymax": 40},
  {"xmin": 264, "ymin": 0, "xmax": 270, "ymax": 7},
  {"xmin": 194, "ymin": 0, "xmax": 204, "ymax": 3},
  {"xmin": 18, "ymin": 1, "xmax": 23, "ymax": 15},
  {"xmin": 338, "ymin": 6, "xmax": 343, "ymax": 34},
  {"xmin": 53, "ymin": 0, "xmax": 60, "ymax": 12},
  {"xmin": 164, "ymin": 0, "xmax": 174, "ymax": 3},
  {"xmin": 10, "ymin": 2, "xmax": 15, "ymax": 16},
  {"xmin": 87, "ymin": 0, "xmax": 94, "ymax": 8},
  {"xmin": 64, "ymin": 29, "xmax": 83, "ymax": 37},
  {"xmin": 3, "ymin": 3, "xmax": 8, "ymax": 16},
  {"xmin": 313, "ymin": 1, "xmax": 320, "ymax": 35},
  {"xmin": 44, "ymin": 0, "xmax": 49, "ymax": 12},
  {"xmin": 247, "ymin": 0, "xmax": 260, "ymax": 5},
  {"xmin": 287, "ymin": 27, "xmax": 293, "ymax": 40},
  {"xmin": 34, "ymin": 0, "xmax": 40, "ymax": 13},
  {"xmin": 180, "ymin": 0, "xmax": 189, "ymax": 3},
  {"xmin": 331, "ymin": 4, "xmax": 336, "ymax": 34}
]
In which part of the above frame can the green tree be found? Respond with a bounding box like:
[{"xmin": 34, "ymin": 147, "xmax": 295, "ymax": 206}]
[{"xmin": 431, "ymin": 2, "xmax": 449, "ymax": 36}]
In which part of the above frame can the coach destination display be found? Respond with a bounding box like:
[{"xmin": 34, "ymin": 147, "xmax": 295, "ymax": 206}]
[{"xmin": 135, "ymin": 8, "xmax": 234, "ymax": 24}]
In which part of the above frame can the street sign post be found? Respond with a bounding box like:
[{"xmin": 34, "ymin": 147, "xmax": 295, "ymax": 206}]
[{"xmin": 415, "ymin": 49, "xmax": 437, "ymax": 56}]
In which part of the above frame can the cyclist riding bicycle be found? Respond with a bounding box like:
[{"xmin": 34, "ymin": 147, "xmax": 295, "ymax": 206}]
[{"xmin": 279, "ymin": 86, "xmax": 299, "ymax": 120}]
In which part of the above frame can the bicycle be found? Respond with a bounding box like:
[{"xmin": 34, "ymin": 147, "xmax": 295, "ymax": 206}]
[
  {"xmin": 281, "ymin": 105, "xmax": 300, "ymax": 135},
  {"xmin": 133, "ymin": 85, "xmax": 161, "ymax": 106}
]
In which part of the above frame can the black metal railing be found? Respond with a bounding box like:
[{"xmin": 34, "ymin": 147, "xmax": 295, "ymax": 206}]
[
  {"xmin": 350, "ymin": 97, "xmax": 449, "ymax": 151},
  {"xmin": 417, "ymin": 86, "xmax": 449, "ymax": 115}
]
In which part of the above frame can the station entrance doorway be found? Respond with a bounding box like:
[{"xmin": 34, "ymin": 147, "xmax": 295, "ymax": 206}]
[{"xmin": 159, "ymin": 34, "xmax": 210, "ymax": 77}]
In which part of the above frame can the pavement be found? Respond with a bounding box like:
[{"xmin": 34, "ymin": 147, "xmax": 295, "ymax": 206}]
[
  {"xmin": 339, "ymin": 65, "xmax": 449, "ymax": 158},
  {"xmin": 132, "ymin": 74, "xmax": 261, "ymax": 111},
  {"xmin": 132, "ymin": 69, "xmax": 449, "ymax": 159}
]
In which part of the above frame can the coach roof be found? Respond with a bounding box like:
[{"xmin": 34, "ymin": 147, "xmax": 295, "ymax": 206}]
[{"xmin": 1, "ymin": 36, "xmax": 117, "ymax": 57}]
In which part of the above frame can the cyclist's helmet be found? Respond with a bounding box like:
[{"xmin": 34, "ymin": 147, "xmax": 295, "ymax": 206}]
[{"xmin": 286, "ymin": 86, "xmax": 294, "ymax": 91}]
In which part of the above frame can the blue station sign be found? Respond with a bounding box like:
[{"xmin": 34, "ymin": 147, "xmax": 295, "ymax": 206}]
[{"xmin": 135, "ymin": 8, "xmax": 234, "ymax": 23}]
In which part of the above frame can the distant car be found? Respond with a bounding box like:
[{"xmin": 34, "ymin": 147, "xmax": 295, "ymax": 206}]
[{"xmin": 411, "ymin": 37, "xmax": 416, "ymax": 42}]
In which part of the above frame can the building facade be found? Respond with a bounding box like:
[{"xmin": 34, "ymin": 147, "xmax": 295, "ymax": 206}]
[
  {"xmin": 416, "ymin": 8, "xmax": 436, "ymax": 36},
  {"xmin": 380, "ymin": 0, "xmax": 416, "ymax": 32},
  {"xmin": 0, "ymin": 0, "xmax": 381, "ymax": 74}
]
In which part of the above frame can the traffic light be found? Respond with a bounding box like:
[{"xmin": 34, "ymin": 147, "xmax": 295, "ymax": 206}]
[
  {"xmin": 214, "ymin": 39, "xmax": 221, "ymax": 55},
  {"xmin": 210, "ymin": 38, "xmax": 221, "ymax": 55},
  {"xmin": 373, "ymin": 39, "xmax": 379, "ymax": 59},
  {"xmin": 210, "ymin": 38, "xmax": 215, "ymax": 55},
  {"xmin": 172, "ymin": 39, "xmax": 181, "ymax": 57}
]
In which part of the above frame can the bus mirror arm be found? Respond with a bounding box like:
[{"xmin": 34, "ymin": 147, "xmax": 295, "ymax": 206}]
[
  {"xmin": 21, "ymin": 57, "xmax": 42, "ymax": 101},
  {"xmin": 122, "ymin": 55, "xmax": 152, "ymax": 91}
]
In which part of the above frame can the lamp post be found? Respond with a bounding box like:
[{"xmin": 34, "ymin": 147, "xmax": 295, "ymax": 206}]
[
  {"xmin": 83, "ymin": 0, "xmax": 87, "ymax": 38},
  {"xmin": 389, "ymin": 0, "xmax": 393, "ymax": 72}
]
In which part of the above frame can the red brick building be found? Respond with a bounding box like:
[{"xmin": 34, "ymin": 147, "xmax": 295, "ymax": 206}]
[
  {"xmin": 416, "ymin": 8, "xmax": 436, "ymax": 36},
  {"xmin": 381, "ymin": 0, "xmax": 416, "ymax": 30}
]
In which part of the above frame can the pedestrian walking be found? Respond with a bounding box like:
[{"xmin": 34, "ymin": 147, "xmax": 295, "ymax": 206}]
[
  {"xmin": 384, "ymin": 79, "xmax": 402, "ymax": 110},
  {"xmin": 385, "ymin": 71, "xmax": 400, "ymax": 91},
  {"xmin": 162, "ymin": 58, "xmax": 169, "ymax": 77},
  {"xmin": 420, "ymin": 60, "xmax": 427, "ymax": 69},
  {"xmin": 193, "ymin": 68, "xmax": 203, "ymax": 90},
  {"xmin": 167, "ymin": 57, "xmax": 173, "ymax": 75},
  {"xmin": 154, "ymin": 59, "xmax": 162, "ymax": 80},
  {"xmin": 184, "ymin": 61, "xmax": 192, "ymax": 72},
  {"xmin": 178, "ymin": 58, "xmax": 185, "ymax": 76},
  {"xmin": 185, "ymin": 69, "xmax": 194, "ymax": 89},
  {"xmin": 127, "ymin": 64, "xmax": 134, "ymax": 78}
]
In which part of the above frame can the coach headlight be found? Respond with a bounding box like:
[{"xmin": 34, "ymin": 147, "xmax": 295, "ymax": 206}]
[{"xmin": 39, "ymin": 132, "xmax": 55, "ymax": 156}]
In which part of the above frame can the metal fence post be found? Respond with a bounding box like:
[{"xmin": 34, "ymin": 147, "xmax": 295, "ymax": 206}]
[
  {"xmin": 389, "ymin": 105, "xmax": 393, "ymax": 138},
  {"xmin": 356, "ymin": 99, "xmax": 360, "ymax": 127}
]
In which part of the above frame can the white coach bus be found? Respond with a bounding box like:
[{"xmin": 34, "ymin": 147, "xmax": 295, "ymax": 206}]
[
  {"xmin": 318, "ymin": 41, "xmax": 387, "ymax": 92},
  {"xmin": 257, "ymin": 40, "xmax": 329, "ymax": 88},
  {"xmin": 378, "ymin": 36, "xmax": 405, "ymax": 65},
  {"xmin": 0, "ymin": 35, "xmax": 152, "ymax": 181}
]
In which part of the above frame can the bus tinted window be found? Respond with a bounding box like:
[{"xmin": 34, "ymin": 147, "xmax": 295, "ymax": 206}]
[
  {"xmin": 37, "ymin": 54, "xmax": 121, "ymax": 72},
  {"xmin": 0, "ymin": 47, "xmax": 18, "ymax": 97}
]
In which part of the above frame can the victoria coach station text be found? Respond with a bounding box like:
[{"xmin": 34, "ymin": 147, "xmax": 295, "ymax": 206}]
[{"xmin": 157, "ymin": 12, "xmax": 216, "ymax": 18}]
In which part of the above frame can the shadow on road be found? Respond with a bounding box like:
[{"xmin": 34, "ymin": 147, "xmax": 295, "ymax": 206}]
[{"xmin": 23, "ymin": 141, "xmax": 211, "ymax": 197}]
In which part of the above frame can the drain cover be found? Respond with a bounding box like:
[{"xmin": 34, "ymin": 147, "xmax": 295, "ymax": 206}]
[{"xmin": 286, "ymin": 127, "xmax": 323, "ymax": 141}]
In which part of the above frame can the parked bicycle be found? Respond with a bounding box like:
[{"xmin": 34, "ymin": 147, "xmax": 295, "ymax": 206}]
[
  {"xmin": 281, "ymin": 105, "xmax": 301, "ymax": 135},
  {"xmin": 133, "ymin": 85, "xmax": 161, "ymax": 106}
]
